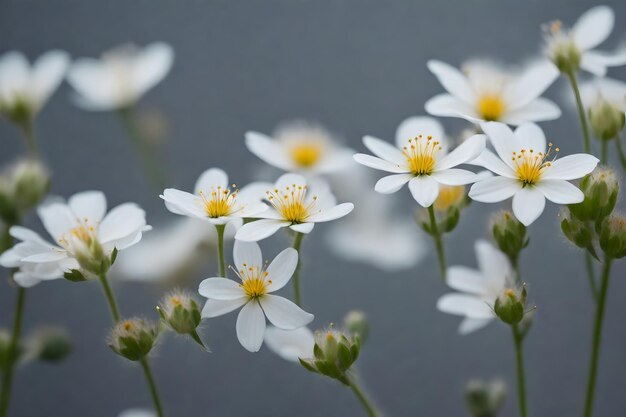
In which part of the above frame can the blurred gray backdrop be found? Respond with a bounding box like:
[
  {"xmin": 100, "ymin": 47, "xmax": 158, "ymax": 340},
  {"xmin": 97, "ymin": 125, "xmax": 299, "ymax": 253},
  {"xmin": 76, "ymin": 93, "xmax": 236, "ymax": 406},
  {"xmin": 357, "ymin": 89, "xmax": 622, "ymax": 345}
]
[{"xmin": 2, "ymin": 0, "xmax": 626, "ymax": 416}]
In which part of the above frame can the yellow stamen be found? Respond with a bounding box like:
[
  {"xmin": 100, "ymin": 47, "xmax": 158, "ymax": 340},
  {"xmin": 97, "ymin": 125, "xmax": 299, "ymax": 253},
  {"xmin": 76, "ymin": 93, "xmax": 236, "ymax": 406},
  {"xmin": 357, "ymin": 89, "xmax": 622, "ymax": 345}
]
[
  {"xmin": 477, "ymin": 94, "xmax": 505, "ymax": 121},
  {"xmin": 266, "ymin": 184, "xmax": 318, "ymax": 222},
  {"xmin": 512, "ymin": 143, "xmax": 559, "ymax": 186},
  {"xmin": 402, "ymin": 135, "xmax": 442, "ymax": 176},
  {"xmin": 200, "ymin": 186, "xmax": 238, "ymax": 218},
  {"xmin": 233, "ymin": 265, "xmax": 271, "ymax": 298},
  {"xmin": 289, "ymin": 143, "xmax": 322, "ymax": 167}
]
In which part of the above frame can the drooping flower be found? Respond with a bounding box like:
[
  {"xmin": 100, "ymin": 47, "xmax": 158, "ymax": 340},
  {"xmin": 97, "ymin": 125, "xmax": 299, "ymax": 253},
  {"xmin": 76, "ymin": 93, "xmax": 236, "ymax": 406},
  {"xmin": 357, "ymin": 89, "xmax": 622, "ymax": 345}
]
[
  {"xmin": 234, "ymin": 173, "xmax": 354, "ymax": 242},
  {"xmin": 198, "ymin": 240, "xmax": 313, "ymax": 352},
  {"xmin": 543, "ymin": 6, "xmax": 626, "ymax": 75},
  {"xmin": 264, "ymin": 326, "xmax": 315, "ymax": 362},
  {"xmin": 0, "ymin": 191, "xmax": 150, "ymax": 286},
  {"xmin": 425, "ymin": 59, "xmax": 560, "ymax": 125},
  {"xmin": 469, "ymin": 122, "xmax": 599, "ymax": 225},
  {"xmin": 0, "ymin": 50, "xmax": 69, "ymax": 124},
  {"xmin": 246, "ymin": 121, "xmax": 354, "ymax": 175},
  {"xmin": 437, "ymin": 240, "xmax": 515, "ymax": 334},
  {"xmin": 67, "ymin": 42, "xmax": 173, "ymax": 111},
  {"xmin": 353, "ymin": 116, "xmax": 486, "ymax": 207}
]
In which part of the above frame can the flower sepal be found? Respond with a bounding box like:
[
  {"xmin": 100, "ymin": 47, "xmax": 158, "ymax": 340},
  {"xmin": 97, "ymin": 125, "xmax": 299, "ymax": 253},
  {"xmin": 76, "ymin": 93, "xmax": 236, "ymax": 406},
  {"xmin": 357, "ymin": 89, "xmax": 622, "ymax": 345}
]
[{"xmin": 63, "ymin": 269, "xmax": 88, "ymax": 283}]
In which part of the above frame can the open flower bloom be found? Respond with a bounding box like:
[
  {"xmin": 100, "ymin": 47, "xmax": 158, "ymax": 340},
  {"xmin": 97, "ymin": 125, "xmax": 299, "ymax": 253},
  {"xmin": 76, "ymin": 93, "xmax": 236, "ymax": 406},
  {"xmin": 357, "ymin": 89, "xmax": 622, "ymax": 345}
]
[
  {"xmin": 425, "ymin": 59, "xmax": 560, "ymax": 125},
  {"xmin": 0, "ymin": 50, "xmax": 69, "ymax": 120},
  {"xmin": 67, "ymin": 42, "xmax": 173, "ymax": 111},
  {"xmin": 0, "ymin": 191, "xmax": 150, "ymax": 287},
  {"xmin": 161, "ymin": 168, "xmax": 269, "ymax": 226},
  {"xmin": 246, "ymin": 121, "xmax": 354, "ymax": 175},
  {"xmin": 544, "ymin": 6, "xmax": 626, "ymax": 76},
  {"xmin": 469, "ymin": 122, "xmax": 599, "ymax": 225},
  {"xmin": 264, "ymin": 326, "xmax": 315, "ymax": 362},
  {"xmin": 234, "ymin": 173, "xmax": 354, "ymax": 242},
  {"xmin": 579, "ymin": 77, "xmax": 626, "ymax": 112},
  {"xmin": 437, "ymin": 240, "xmax": 515, "ymax": 334},
  {"xmin": 198, "ymin": 240, "xmax": 314, "ymax": 352},
  {"xmin": 353, "ymin": 116, "xmax": 486, "ymax": 207}
]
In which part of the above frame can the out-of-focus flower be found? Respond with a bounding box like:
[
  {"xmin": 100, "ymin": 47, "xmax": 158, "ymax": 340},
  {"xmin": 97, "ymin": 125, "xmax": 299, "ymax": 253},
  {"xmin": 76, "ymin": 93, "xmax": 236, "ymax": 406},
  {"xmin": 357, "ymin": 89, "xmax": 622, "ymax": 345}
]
[
  {"xmin": 579, "ymin": 78, "xmax": 626, "ymax": 141},
  {"xmin": 354, "ymin": 116, "xmax": 485, "ymax": 207},
  {"xmin": 25, "ymin": 326, "xmax": 72, "ymax": 363},
  {"xmin": 425, "ymin": 60, "xmax": 560, "ymax": 125},
  {"xmin": 544, "ymin": 6, "xmax": 626, "ymax": 75},
  {"xmin": 67, "ymin": 42, "xmax": 173, "ymax": 111},
  {"xmin": 264, "ymin": 326, "xmax": 315, "ymax": 362},
  {"xmin": 437, "ymin": 240, "xmax": 515, "ymax": 334},
  {"xmin": 0, "ymin": 159, "xmax": 50, "ymax": 225},
  {"xmin": 0, "ymin": 191, "xmax": 150, "ymax": 286},
  {"xmin": 0, "ymin": 50, "xmax": 69, "ymax": 124},
  {"xmin": 465, "ymin": 379, "xmax": 506, "ymax": 417},
  {"xmin": 469, "ymin": 122, "xmax": 598, "ymax": 225},
  {"xmin": 119, "ymin": 410, "xmax": 155, "ymax": 417},
  {"xmin": 198, "ymin": 240, "xmax": 313, "ymax": 352},
  {"xmin": 235, "ymin": 173, "xmax": 353, "ymax": 242},
  {"xmin": 246, "ymin": 121, "xmax": 354, "ymax": 175}
]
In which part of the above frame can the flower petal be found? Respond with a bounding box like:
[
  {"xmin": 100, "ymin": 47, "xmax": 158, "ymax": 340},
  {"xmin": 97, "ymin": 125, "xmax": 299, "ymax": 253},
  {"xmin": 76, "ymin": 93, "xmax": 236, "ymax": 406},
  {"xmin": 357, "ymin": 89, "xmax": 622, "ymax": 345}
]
[
  {"xmin": 245, "ymin": 131, "xmax": 295, "ymax": 171},
  {"xmin": 475, "ymin": 240, "xmax": 511, "ymax": 290},
  {"xmin": 427, "ymin": 60, "xmax": 475, "ymax": 103},
  {"xmin": 265, "ymin": 248, "xmax": 298, "ymax": 292},
  {"xmin": 425, "ymin": 94, "xmax": 479, "ymax": 120},
  {"xmin": 514, "ymin": 123, "xmax": 546, "ymax": 154},
  {"xmin": 469, "ymin": 176, "xmax": 521, "ymax": 203},
  {"xmin": 31, "ymin": 50, "xmax": 69, "ymax": 111},
  {"xmin": 542, "ymin": 154, "xmax": 599, "ymax": 180},
  {"xmin": 201, "ymin": 297, "xmax": 247, "ymax": 318},
  {"xmin": 307, "ymin": 203, "xmax": 354, "ymax": 223},
  {"xmin": 233, "ymin": 240, "xmax": 262, "ymax": 270},
  {"xmin": 236, "ymin": 300, "xmax": 266, "ymax": 352},
  {"xmin": 447, "ymin": 266, "xmax": 489, "ymax": 295},
  {"xmin": 459, "ymin": 318, "xmax": 492, "ymax": 335},
  {"xmin": 132, "ymin": 42, "xmax": 174, "ymax": 98},
  {"xmin": 500, "ymin": 98, "xmax": 562, "ymax": 125},
  {"xmin": 395, "ymin": 116, "xmax": 447, "ymax": 149},
  {"xmin": 408, "ymin": 176, "xmax": 440, "ymax": 207},
  {"xmin": 275, "ymin": 172, "xmax": 307, "ymax": 190},
  {"xmin": 98, "ymin": 203, "xmax": 149, "ymax": 246},
  {"xmin": 68, "ymin": 191, "xmax": 107, "ymax": 223},
  {"xmin": 480, "ymin": 122, "xmax": 517, "ymax": 169},
  {"xmin": 573, "ymin": 6, "xmax": 614, "ymax": 51},
  {"xmin": 259, "ymin": 294, "xmax": 314, "ymax": 330},
  {"xmin": 289, "ymin": 223, "xmax": 315, "ymax": 234},
  {"xmin": 235, "ymin": 219, "xmax": 290, "ymax": 242},
  {"xmin": 512, "ymin": 187, "xmax": 546, "ymax": 226},
  {"xmin": 264, "ymin": 326, "xmax": 315, "ymax": 362},
  {"xmin": 436, "ymin": 134, "xmax": 486, "ymax": 171},
  {"xmin": 437, "ymin": 293, "xmax": 493, "ymax": 319},
  {"xmin": 194, "ymin": 168, "xmax": 228, "ymax": 193},
  {"xmin": 198, "ymin": 278, "xmax": 245, "ymax": 300},
  {"xmin": 431, "ymin": 169, "xmax": 477, "ymax": 186},
  {"xmin": 536, "ymin": 180, "xmax": 584, "ymax": 204},
  {"xmin": 37, "ymin": 203, "xmax": 77, "ymax": 241},
  {"xmin": 353, "ymin": 154, "xmax": 407, "ymax": 173},
  {"xmin": 362, "ymin": 135, "xmax": 405, "ymax": 165},
  {"xmin": 505, "ymin": 60, "xmax": 559, "ymax": 109},
  {"xmin": 375, "ymin": 174, "xmax": 413, "ymax": 194},
  {"xmin": 470, "ymin": 150, "xmax": 516, "ymax": 178}
]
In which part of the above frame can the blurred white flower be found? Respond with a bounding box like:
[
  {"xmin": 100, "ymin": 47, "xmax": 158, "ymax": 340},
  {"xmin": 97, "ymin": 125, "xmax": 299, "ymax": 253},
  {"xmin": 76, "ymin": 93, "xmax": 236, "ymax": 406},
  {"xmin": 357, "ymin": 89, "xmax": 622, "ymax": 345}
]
[
  {"xmin": 0, "ymin": 191, "xmax": 150, "ymax": 286},
  {"xmin": 425, "ymin": 59, "xmax": 560, "ymax": 125},
  {"xmin": 579, "ymin": 77, "xmax": 626, "ymax": 112},
  {"xmin": 0, "ymin": 50, "xmax": 69, "ymax": 120},
  {"xmin": 469, "ymin": 122, "xmax": 599, "ymax": 225},
  {"xmin": 199, "ymin": 240, "xmax": 313, "ymax": 352},
  {"xmin": 67, "ymin": 42, "xmax": 173, "ymax": 111},
  {"xmin": 437, "ymin": 240, "xmax": 515, "ymax": 334},
  {"xmin": 264, "ymin": 326, "xmax": 315, "ymax": 362},
  {"xmin": 544, "ymin": 6, "xmax": 626, "ymax": 76},
  {"xmin": 119, "ymin": 409, "xmax": 155, "ymax": 417},
  {"xmin": 246, "ymin": 121, "xmax": 354, "ymax": 175},
  {"xmin": 354, "ymin": 116, "xmax": 486, "ymax": 207},
  {"xmin": 234, "ymin": 173, "xmax": 354, "ymax": 242}
]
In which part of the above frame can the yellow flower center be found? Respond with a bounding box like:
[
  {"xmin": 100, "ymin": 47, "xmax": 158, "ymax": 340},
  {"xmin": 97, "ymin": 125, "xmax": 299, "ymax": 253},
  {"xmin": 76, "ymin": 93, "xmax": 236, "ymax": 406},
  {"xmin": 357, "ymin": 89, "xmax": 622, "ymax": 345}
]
[
  {"xmin": 266, "ymin": 184, "xmax": 318, "ymax": 223},
  {"xmin": 289, "ymin": 143, "xmax": 322, "ymax": 167},
  {"xmin": 477, "ymin": 94, "xmax": 505, "ymax": 121},
  {"xmin": 200, "ymin": 186, "xmax": 238, "ymax": 218},
  {"xmin": 58, "ymin": 219, "xmax": 97, "ymax": 250},
  {"xmin": 402, "ymin": 135, "xmax": 442, "ymax": 176},
  {"xmin": 235, "ymin": 264, "xmax": 271, "ymax": 299},
  {"xmin": 512, "ymin": 143, "xmax": 558, "ymax": 186},
  {"xmin": 434, "ymin": 185, "xmax": 466, "ymax": 212}
]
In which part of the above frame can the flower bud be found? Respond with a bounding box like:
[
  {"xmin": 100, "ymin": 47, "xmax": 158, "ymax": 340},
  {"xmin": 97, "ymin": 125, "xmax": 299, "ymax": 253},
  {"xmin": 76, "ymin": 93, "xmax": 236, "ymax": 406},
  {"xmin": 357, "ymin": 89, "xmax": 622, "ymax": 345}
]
[
  {"xmin": 494, "ymin": 286, "xmax": 527, "ymax": 326},
  {"xmin": 0, "ymin": 97, "xmax": 33, "ymax": 129},
  {"xmin": 343, "ymin": 310, "xmax": 369, "ymax": 343},
  {"xmin": 157, "ymin": 290, "xmax": 205, "ymax": 349},
  {"xmin": 465, "ymin": 379, "xmax": 506, "ymax": 417},
  {"xmin": 491, "ymin": 211, "xmax": 528, "ymax": 265},
  {"xmin": 27, "ymin": 326, "xmax": 72, "ymax": 363},
  {"xmin": 589, "ymin": 97, "xmax": 625, "ymax": 141},
  {"xmin": 545, "ymin": 21, "xmax": 581, "ymax": 74},
  {"xmin": 0, "ymin": 159, "xmax": 50, "ymax": 224},
  {"xmin": 561, "ymin": 213, "xmax": 595, "ymax": 255},
  {"xmin": 568, "ymin": 168, "xmax": 619, "ymax": 224},
  {"xmin": 599, "ymin": 214, "xmax": 626, "ymax": 259},
  {"xmin": 108, "ymin": 318, "xmax": 157, "ymax": 361}
]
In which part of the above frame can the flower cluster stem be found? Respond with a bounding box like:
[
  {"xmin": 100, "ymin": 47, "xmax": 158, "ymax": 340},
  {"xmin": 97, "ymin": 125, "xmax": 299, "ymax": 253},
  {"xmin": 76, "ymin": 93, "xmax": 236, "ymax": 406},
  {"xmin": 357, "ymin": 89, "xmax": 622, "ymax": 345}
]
[
  {"xmin": 98, "ymin": 272, "xmax": 121, "ymax": 323},
  {"xmin": 512, "ymin": 324, "xmax": 528, "ymax": 417},
  {"xmin": 0, "ymin": 286, "xmax": 26, "ymax": 417},
  {"xmin": 292, "ymin": 232, "xmax": 305, "ymax": 306},
  {"xmin": 615, "ymin": 134, "xmax": 626, "ymax": 172},
  {"xmin": 565, "ymin": 70, "xmax": 591, "ymax": 154},
  {"xmin": 585, "ymin": 252, "xmax": 598, "ymax": 302},
  {"xmin": 600, "ymin": 141, "xmax": 608, "ymax": 165},
  {"xmin": 19, "ymin": 120, "xmax": 39, "ymax": 160},
  {"xmin": 427, "ymin": 206, "xmax": 446, "ymax": 281},
  {"xmin": 582, "ymin": 257, "xmax": 613, "ymax": 417},
  {"xmin": 215, "ymin": 224, "xmax": 226, "ymax": 278},
  {"xmin": 347, "ymin": 375, "xmax": 380, "ymax": 417}
]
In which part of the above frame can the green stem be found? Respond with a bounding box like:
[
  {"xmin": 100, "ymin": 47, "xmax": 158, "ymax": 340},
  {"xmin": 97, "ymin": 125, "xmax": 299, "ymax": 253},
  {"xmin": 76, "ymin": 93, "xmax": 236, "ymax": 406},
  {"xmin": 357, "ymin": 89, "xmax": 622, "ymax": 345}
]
[
  {"xmin": 347, "ymin": 375, "xmax": 380, "ymax": 417},
  {"xmin": 585, "ymin": 252, "xmax": 598, "ymax": 302},
  {"xmin": 0, "ymin": 286, "xmax": 26, "ymax": 417},
  {"xmin": 427, "ymin": 206, "xmax": 446, "ymax": 281},
  {"xmin": 19, "ymin": 120, "xmax": 39, "ymax": 160},
  {"xmin": 582, "ymin": 257, "xmax": 613, "ymax": 417},
  {"xmin": 600, "ymin": 141, "xmax": 608, "ymax": 165},
  {"xmin": 215, "ymin": 224, "xmax": 226, "ymax": 277},
  {"xmin": 292, "ymin": 232, "xmax": 304, "ymax": 306},
  {"xmin": 615, "ymin": 134, "xmax": 626, "ymax": 173},
  {"xmin": 98, "ymin": 273, "xmax": 121, "ymax": 323},
  {"xmin": 512, "ymin": 324, "xmax": 528, "ymax": 417},
  {"xmin": 566, "ymin": 70, "xmax": 591, "ymax": 154},
  {"xmin": 140, "ymin": 359, "xmax": 165, "ymax": 417}
]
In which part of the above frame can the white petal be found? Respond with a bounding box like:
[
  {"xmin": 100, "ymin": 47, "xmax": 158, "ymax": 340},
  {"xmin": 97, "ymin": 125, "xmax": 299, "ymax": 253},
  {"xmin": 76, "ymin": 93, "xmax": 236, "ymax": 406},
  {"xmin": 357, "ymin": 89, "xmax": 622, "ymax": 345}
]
[
  {"xmin": 233, "ymin": 240, "xmax": 263, "ymax": 270},
  {"xmin": 201, "ymin": 297, "xmax": 247, "ymax": 318},
  {"xmin": 542, "ymin": 154, "xmax": 599, "ymax": 180},
  {"xmin": 573, "ymin": 6, "xmax": 614, "ymax": 51},
  {"xmin": 514, "ymin": 123, "xmax": 546, "ymax": 154},
  {"xmin": 375, "ymin": 174, "xmax": 413, "ymax": 194},
  {"xmin": 264, "ymin": 326, "xmax": 315, "ymax": 362},
  {"xmin": 13, "ymin": 272, "xmax": 42, "ymax": 288},
  {"xmin": 427, "ymin": 60, "xmax": 475, "ymax": 103},
  {"xmin": 265, "ymin": 248, "xmax": 298, "ymax": 292},
  {"xmin": 275, "ymin": 173, "xmax": 308, "ymax": 190},
  {"xmin": 512, "ymin": 187, "xmax": 546, "ymax": 226},
  {"xmin": 68, "ymin": 191, "xmax": 107, "ymax": 223},
  {"xmin": 67, "ymin": 58, "xmax": 121, "ymax": 110},
  {"xmin": 470, "ymin": 150, "xmax": 516, "ymax": 178},
  {"xmin": 98, "ymin": 203, "xmax": 148, "ymax": 246},
  {"xmin": 160, "ymin": 189, "xmax": 206, "ymax": 218},
  {"xmin": 22, "ymin": 250, "xmax": 68, "ymax": 263},
  {"xmin": 469, "ymin": 177, "xmax": 521, "ymax": 203},
  {"xmin": 506, "ymin": 60, "xmax": 559, "ymax": 109},
  {"xmin": 437, "ymin": 293, "xmax": 493, "ymax": 319},
  {"xmin": 431, "ymin": 169, "xmax": 477, "ymax": 186},
  {"xmin": 289, "ymin": 223, "xmax": 315, "ymax": 234},
  {"xmin": 245, "ymin": 131, "xmax": 295, "ymax": 171},
  {"xmin": 425, "ymin": 94, "xmax": 479, "ymax": 120},
  {"xmin": 194, "ymin": 168, "xmax": 228, "ymax": 193},
  {"xmin": 353, "ymin": 154, "xmax": 407, "ymax": 173},
  {"xmin": 447, "ymin": 266, "xmax": 489, "ymax": 295},
  {"xmin": 259, "ymin": 295, "xmax": 314, "ymax": 330},
  {"xmin": 536, "ymin": 180, "xmax": 584, "ymax": 204},
  {"xmin": 408, "ymin": 176, "xmax": 440, "ymax": 207},
  {"xmin": 198, "ymin": 278, "xmax": 245, "ymax": 300},
  {"xmin": 236, "ymin": 300, "xmax": 266, "ymax": 352},
  {"xmin": 480, "ymin": 122, "xmax": 517, "ymax": 168},
  {"xmin": 30, "ymin": 50, "xmax": 69, "ymax": 111},
  {"xmin": 436, "ymin": 134, "xmax": 486, "ymax": 171},
  {"xmin": 132, "ymin": 42, "xmax": 174, "ymax": 98},
  {"xmin": 362, "ymin": 135, "xmax": 405, "ymax": 165},
  {"xmin": 459, "ymin": 318, "xmax": 492, "ymax": 335},
  {"xmin": 0, "ymin": 51, "xmax": 29, "ymax": 96},
  {"xmin": 395, "ymin": 116, "xmax": 446, "ymax": 149},
  {"xmin": 500, "ymin": 98, "xmax": 562, "ymax": 125},
  {"xmin": 37, "ymin": 203, "xmax": 77, "ymax": 241},
  {"xmin": 235, "ymin": 219, "xmax": 289, "ymax": 242},
  {"xmin": 580, "ymin": 52, "xmax": 608, "ymax": 76},
  {"xmin": 307, "ymin": 203, "xmax": 354, "ymax": 222},
  {"xmin": 475, "ymin": 240, "xmax": 511, "ymax": 290}
]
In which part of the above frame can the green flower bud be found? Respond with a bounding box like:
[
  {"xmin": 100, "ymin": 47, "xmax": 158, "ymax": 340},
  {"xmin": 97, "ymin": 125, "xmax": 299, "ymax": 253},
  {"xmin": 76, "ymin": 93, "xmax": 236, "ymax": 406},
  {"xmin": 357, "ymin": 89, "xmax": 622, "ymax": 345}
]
[
  {"xmin": 494, "ymin": 286, "xmax": 527, "ymax": 326},
  {"xmin": 545, "ymin": 21, "xmax": 581, "ymax": 73},
  {"xmin": 27, "ymin": 326, "xmax": 72, "ymax": 363},
  {"xmin": 157, "ymin": 290, "xmax": 205, "ymax": 349},
  {"xmin": 465, "ymin": 379, "xmax": 506, "ymax": 417},
  {"xmin": 561, "ymin": 213, "xmax": 596, "ymax": 256},
  {"xmin": 0, "ymin": 159, "xmax": 50, "ymax": 224},
  {"xmin": 599, "ymin": 214, "xmax": 626, "ymax": 259},
  {"xmin": 568, "ymin": 168, "xmax": 619, "ymax": 224},
  {"xmin": 0, "ymin": 96, "xmax": 33, "ymax": 128},
  {"xmin": 343, "ymin": 310, "xmax": 369, "ymax": 343},
  {"xmin": 491, "ymin": 211, "xmax": 528, "ymax": 265},
  {"xmin": 108, "ymin": 318, "xmax": 157, "ymax": 361},
  {"xmin": 589, "ymin": 97, "xmax": 625, "ymax": 141}
]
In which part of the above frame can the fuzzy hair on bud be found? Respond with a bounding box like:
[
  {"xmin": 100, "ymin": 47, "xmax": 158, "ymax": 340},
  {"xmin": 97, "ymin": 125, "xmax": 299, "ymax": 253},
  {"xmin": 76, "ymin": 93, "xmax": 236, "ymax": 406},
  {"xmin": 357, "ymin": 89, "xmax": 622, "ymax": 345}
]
[
  {"xmin": 108, "ymin": 318, "xmax": 157, "ymax": 362},
  {"xmin": 157, "ymin": 290, "xmax": 206, "ymax": 349}
]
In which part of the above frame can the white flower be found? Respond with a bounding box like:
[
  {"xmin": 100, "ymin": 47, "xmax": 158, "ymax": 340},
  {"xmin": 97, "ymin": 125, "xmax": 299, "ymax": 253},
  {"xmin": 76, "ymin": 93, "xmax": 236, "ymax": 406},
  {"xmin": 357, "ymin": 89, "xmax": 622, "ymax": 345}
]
[
  {"xmin": 234, "ymin": 173, "xmax": 354, "ymax": 242},
  {"xmin": 0, "ymin": 50, "xmax": 69, "ymax": 118},
  {"xmin": 161, "ymin": 168, "xmax": 269, "ymax": 226},
  {"xmin": 425, "ymin": 59, "xmax": 560, "ymax": 125},
  {"xmin": 544, "ymin": 6, "xmax": 626, "ymax": 76},
  {"xmin": 469, "ymin": 122, "xmax": 599, "ymax": 226},
  {"xmin": 67, "ymin": 42, "xmax": 173, "ymax": 111},
  {"xmin": 198, "ymin": 240, "xmax": 314, "ymax": 352},
  {"xmin": 579, "ymin": 77, "xmax": 626, "ymax": 112},
  {"xmin": 353, "ymin": 116, "xmax": 486, "ymax": 207},
  {"xmin": 119, "ymin": 409, "xmax": 155, "ymax": 417},
  {"xmin": 246, "ymin": 121, "xmax": 354, "ymax": 175},
  {"xmin": 437, "ymin": 240, "xmax": 515, "ymax": 334},
  {"xmin": 0, "ymin": 191, "xmax": 150, "ymax": 286},
  {"xmin": 264, "ymin": 326, "xmax": 315, "ymax": 362}
]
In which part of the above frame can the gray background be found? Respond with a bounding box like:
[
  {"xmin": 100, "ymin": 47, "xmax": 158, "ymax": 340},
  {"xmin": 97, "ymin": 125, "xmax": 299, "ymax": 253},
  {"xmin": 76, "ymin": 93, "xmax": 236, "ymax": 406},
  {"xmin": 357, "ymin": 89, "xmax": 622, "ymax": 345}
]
[{"xmin": 2, "ymin": 0, "xmax": 626, "ymax": 416}]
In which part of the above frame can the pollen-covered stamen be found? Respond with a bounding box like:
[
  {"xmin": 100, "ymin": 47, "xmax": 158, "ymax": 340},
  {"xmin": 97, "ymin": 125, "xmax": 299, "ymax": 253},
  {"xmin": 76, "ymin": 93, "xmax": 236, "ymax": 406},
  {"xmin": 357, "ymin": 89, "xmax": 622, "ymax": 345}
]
[
  {"xmin": 289, "ymin": 142, "xmax": 322, "ymax": 167},
  {"xmin": 230, "ymin": 263, "xmax": 272, "ymax": 299},
  {"xmin": 512, "ymin": 143, "xmax": 559, "ymax": 186},
  {"xmin": 58, "ymin": 218, "xmax": 98, "ymax": 252},
  {"xmin": 266, "ymin": 184, "xmax": 319, "ymax": 223},
  {"xmin": 200, "ymin": 184, "xmax": 240, "ymax": 218},
  {"xmin": 477, "ymin": 94, "xmax": 505, "ymax": 121},
  {"xmin": 402, "ymin": 135, "xmax": 442, "ymax": 176}
]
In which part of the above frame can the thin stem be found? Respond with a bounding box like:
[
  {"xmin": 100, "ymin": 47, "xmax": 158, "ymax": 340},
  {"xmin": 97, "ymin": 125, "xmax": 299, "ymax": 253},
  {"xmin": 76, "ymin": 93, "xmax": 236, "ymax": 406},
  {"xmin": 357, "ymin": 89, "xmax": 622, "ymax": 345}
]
[
  {"xmin": 98, "ymin": 272, "xmax": 121, "ymax": 323},
  {"xmin": 0, "ymin": 286, "xmax": 26, "ymax": 417},
  {"xmin": 600, "ymin": 141, "xmax": 608, "ymax": 165},
  {"xmin": 292, "ymin": 232, "xmax": 304, "ymax": 306},
  {"xmin": 140, "ymin": 359, "xmax": 165, "ymax": 417},
  {"xmin": 215, "ymin": 224, "xmax": 226, "ymax": 278},
  {"xmin": 19, "ymin": 120, "xmax": 39, "ymax": 160},
  {"xmin": 512, "ymin": 324, "xmax": 528, "ymax": 417},
  {"xmin": 347, "ymin": 375, "xmax": 380, "ymax": 417},
  {"xmin": 615, "ymin": 134, "xmax": 626, "ymax": 173},
  {"xmin": 565, "ymin": 70, "xmax": 591, "ymax": 154},
  {"xmin": 582, "ymin": 257, "xmax": 613, "ymax": 417},
  {"xmin": 427, "ymin": 206, "xmax": 446, "ymax": 281},
  {"xmin": 585, "ymin": 252, "xmax": 598, "ymax": 302}
]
